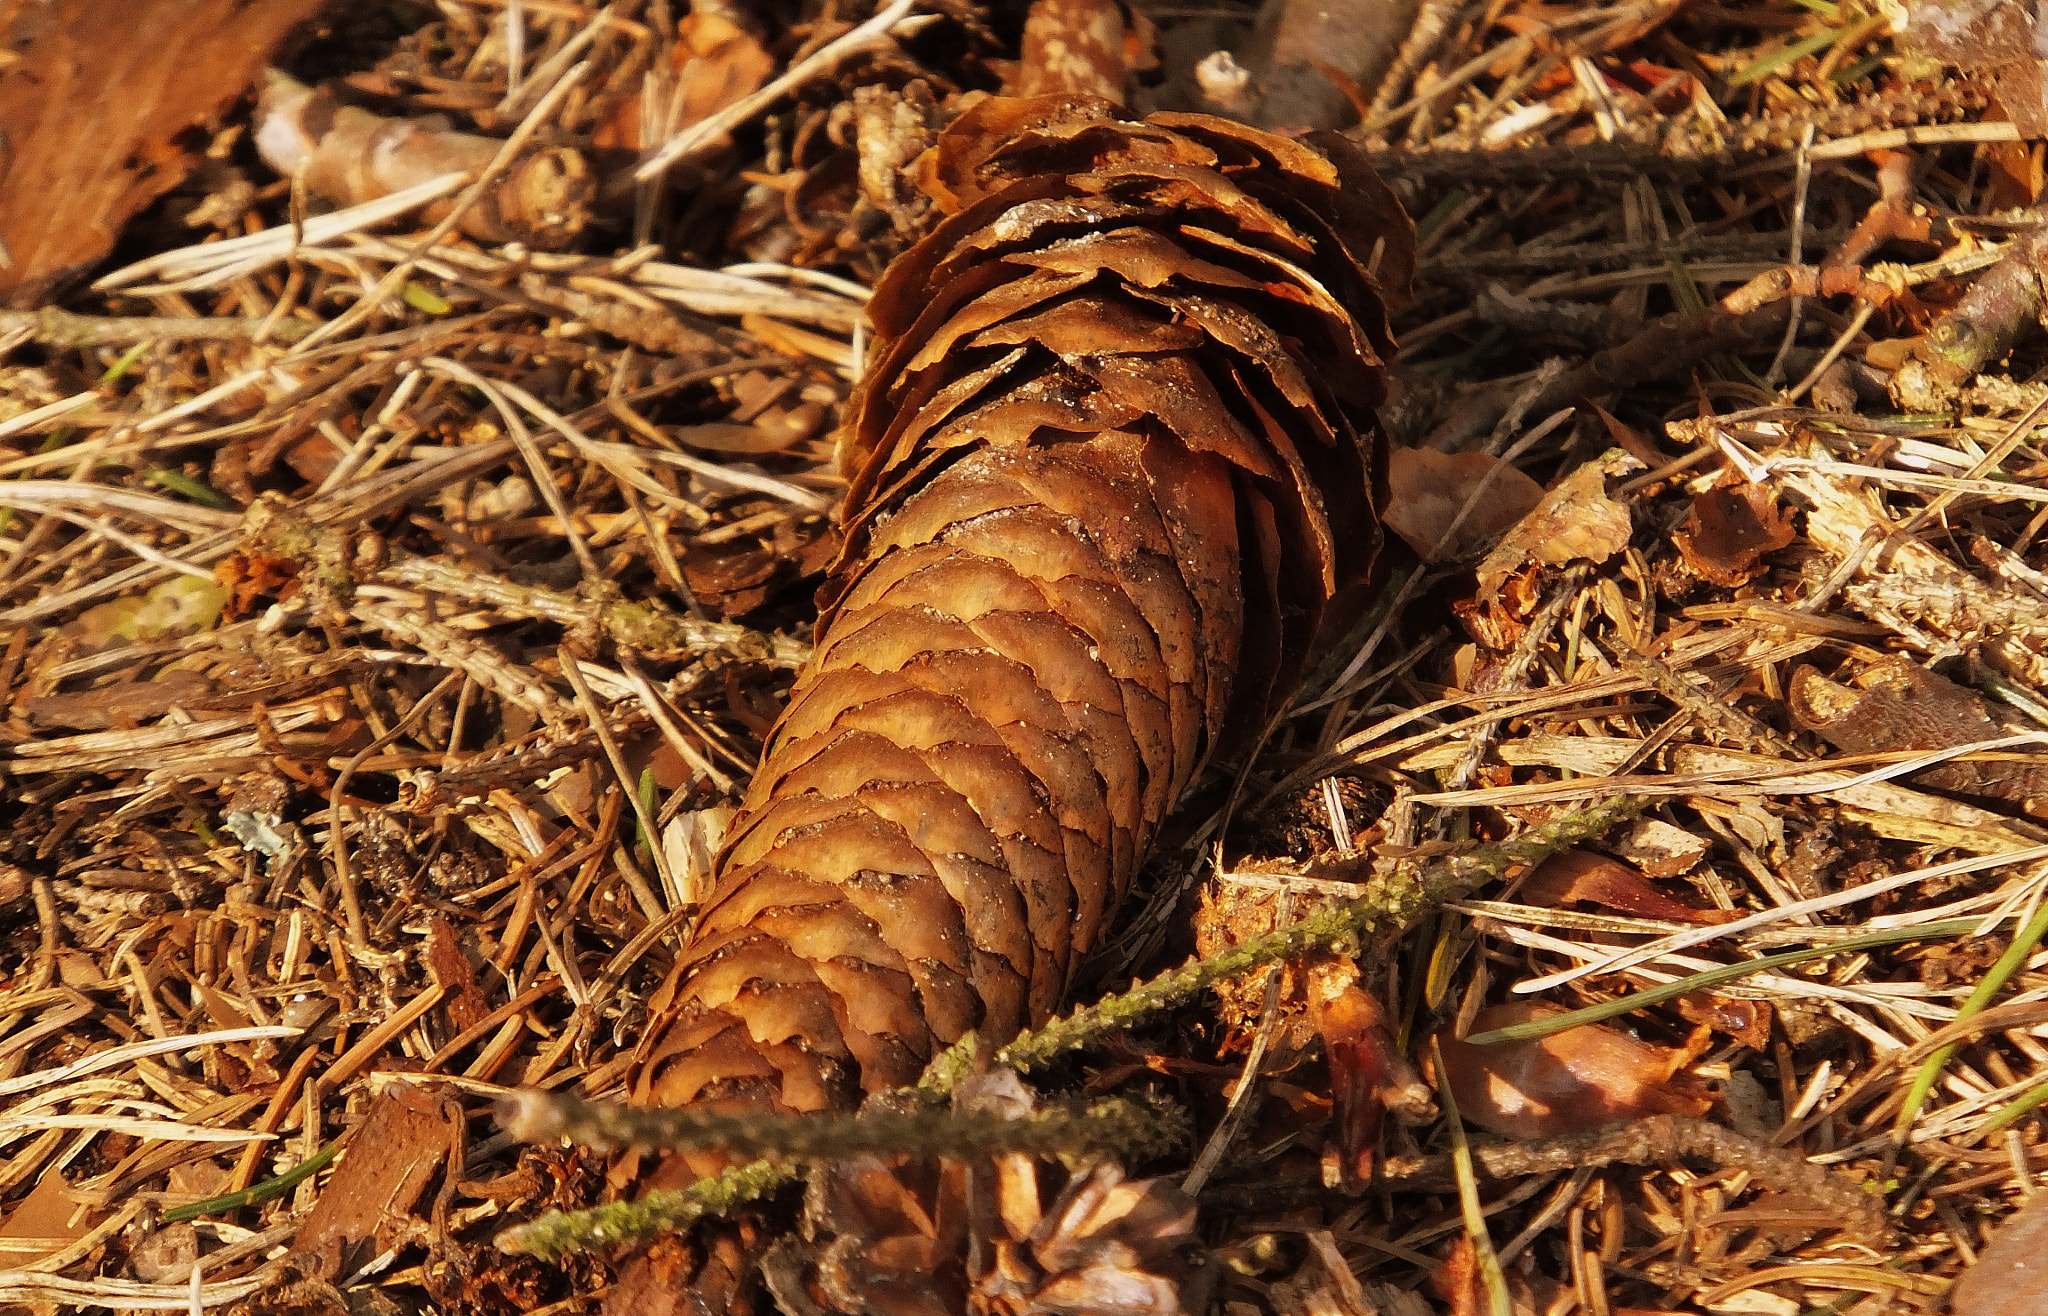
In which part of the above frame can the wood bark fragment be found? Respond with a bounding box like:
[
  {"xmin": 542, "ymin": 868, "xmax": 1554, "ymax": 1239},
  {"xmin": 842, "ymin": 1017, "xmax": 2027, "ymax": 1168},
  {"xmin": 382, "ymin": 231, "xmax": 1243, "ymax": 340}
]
[
  {"xmin": 255, "ymin": 70, "xmax": 594, "ymax": 249},
  {"xmin": 628, "ymin": 94, "xmax": 1410, "ymax": 1130}
]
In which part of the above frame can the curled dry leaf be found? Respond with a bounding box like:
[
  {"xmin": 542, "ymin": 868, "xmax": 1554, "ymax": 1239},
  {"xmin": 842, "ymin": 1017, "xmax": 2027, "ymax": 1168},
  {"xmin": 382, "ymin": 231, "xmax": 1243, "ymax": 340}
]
[
  {"xmin": 628, "ymin": 94, "xmax": 1408, "ymax": 1131},
  {"xmin": 1671, "ymin": 479, "xmax": 1796, "ymax": 587},
  {"xmin": 1608, "ymin": 817, "xmax": 1711, "ymax": 879},
  {"xmin": 1790, "ymin": 656, "xmax": 2048, "ymax": 815},
  {"xmin": 255, "ymin": 70, "xmax": 593, "ymax": 248},
  {"xmin": 1432, "ymin": 1002, "xmax": 1712, "ymax": 1140},
  {"xmin": 1520, "ymin": 849, "xmax": 1739, "ymax": 925},
  {"xmin": 1382, "ymin": 447, "xmax": 1545, "ymax": 561},
  {"xmin": 1474, "ymin": 451, "xmax": 1637, "ymax": 603},
  {"xmin": 1309, "ymin": 958, "xmax": 1435, "ymax": 1193}
]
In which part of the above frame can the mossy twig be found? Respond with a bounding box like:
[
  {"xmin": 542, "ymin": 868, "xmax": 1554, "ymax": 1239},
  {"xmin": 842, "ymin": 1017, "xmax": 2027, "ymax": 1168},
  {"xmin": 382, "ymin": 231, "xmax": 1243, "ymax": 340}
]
[
  {"xmin": 501, "ymin": 1089, "xmax": 1187, "ymax": 1162},
  {"xmin": 920, "ymin": 795, "xmax": 1646, "ymax": 1098},
  {"xmin": 495, "ymin": 1157, "xmax": 796, "ymax": 1262}
]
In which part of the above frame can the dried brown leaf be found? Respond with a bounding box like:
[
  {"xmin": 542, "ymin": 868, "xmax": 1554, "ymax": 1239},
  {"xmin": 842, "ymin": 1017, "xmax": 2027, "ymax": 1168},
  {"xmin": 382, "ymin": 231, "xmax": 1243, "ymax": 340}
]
[
  {"xmin": 0, "ymin": 0, "xmax": 329, "ymax": 304},
  {"xmin": 1432, "ymin": 1003, "xmax": 1713, "ymax": 1140},
  {"xmin": 1382, "ymin": 447, "xmax": 1544, "ymax": 561},
  {"xmin": 1520, "ymin": 849, "xmax": 1738, "ymax": 925},
  {"xmin": 291, "ymin": 1083, "xmax": 456, "ymax": 1282},
  {"xmin": 1950, "ymin": 1189, "xmax": 2048, "ymax": 1316},
  {"xmin": 1671, "ymin": 480, "xmax": 1796, "ymax": 588},
  {"xmin": 1474, "ymin": 452, "xmax": 1635, "ymax": 602}
]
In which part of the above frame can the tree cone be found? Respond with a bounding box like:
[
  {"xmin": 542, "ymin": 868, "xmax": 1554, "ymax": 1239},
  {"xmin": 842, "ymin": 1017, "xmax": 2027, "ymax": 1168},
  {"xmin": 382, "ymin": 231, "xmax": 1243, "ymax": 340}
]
[{"xmin": 628, "ymin": 91, "xmax": 1409, "ymax": 1130}]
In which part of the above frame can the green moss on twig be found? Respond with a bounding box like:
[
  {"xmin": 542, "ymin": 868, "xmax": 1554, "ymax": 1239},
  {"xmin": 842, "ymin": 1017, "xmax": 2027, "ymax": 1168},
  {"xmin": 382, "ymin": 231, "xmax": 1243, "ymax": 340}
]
[
  {"xmin": 501, "ymin": 1089, "xmax": 1188, "ymax": 1163},
  {"xmin": 496, "ymin": 1157, "xmax": 796, "ymax": 1262},
  {"xmin": 920, "ymin": 794, "xmax": 1647, "ymax": 1098}
]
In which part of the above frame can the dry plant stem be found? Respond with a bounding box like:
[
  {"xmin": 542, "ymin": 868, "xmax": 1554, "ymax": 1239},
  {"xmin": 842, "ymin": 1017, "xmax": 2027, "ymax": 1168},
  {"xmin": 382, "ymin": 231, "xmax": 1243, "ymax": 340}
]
[
  {"xmin": 1364, "ymin": 0, "xmax": 1471, "ymax": 121},
  {"xmin": 919, "ymin": 794, "xmax": 1648, "ymax": 1097},
  {"xmin": 425, "ymin": 357, "xmax": 601, "ymax": 578},
  {"xmin": 1445, "ymin": 564, "xmax": 1586, "ymax": 793},
  {"xmin": 379, "ymin": 556, "xmax": 805, "ymax": 665},
  {"xmin": 290, "ymin": 61, "xmax": 589, "ymax": 356},
  {"xmin": 501, "ymin": 1089, "xmax": 1188, "ymax": 1162},
  {"xmin": 1763, "ymin": 124, "xmax": 1816, "ymax": 389},
  {"xmin": 1362, "ymin": 2, "xmax": 1645, "ymax": 138},
  {"xmin": 1380, "ymin": 1116, "xmax": 1889, "ymax": 1245},
  {"xmin": 1611, "ymin": 638, "xmax": 1797, "ymax": 757},
  {"xmin": 521, "ymin": 800, "xmax": 1651, "ymax": 1263},
  {"xmin": 1890, "ymin": 221, "xmax": 2048, "ymax": 409},
  {"xmin": 1424, "ymin": 298, "xmax": 1792, "ymax": 451},
  {"xmin": 558, "ymin": 650, "xmax": 673, "ymax": 921},
  {"xmin": 1892, "ymin": 892, "xmax": 2048, "ymax": 1142},
  {"xmin": 1182, "ymin": 889, "xmax": 1293, "ymax": 1198},
  {"xmin": 1367, "ymin": 85, "xmax": 1997, "ymax": 183},
  {"xmin": 352, "ymin": 600, "xmax": 569, "ymax": 722},
  {"xmin": 0, "ymin": 306, "xmax": 312, "ymax": 346},
  {"xmin": 330, "ymin": 669, "xmax": 464, "ymax": 949},
  {"xmin": 1433, "ymin": 1036, "xmax": 1513, "ymax": 1316}
]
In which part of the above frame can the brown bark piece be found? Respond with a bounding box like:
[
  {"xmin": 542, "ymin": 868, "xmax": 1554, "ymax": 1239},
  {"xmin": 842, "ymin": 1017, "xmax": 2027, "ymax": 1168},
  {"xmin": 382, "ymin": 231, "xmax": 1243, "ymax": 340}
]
[
  {"xmin": 1790, "ymin": 657, "xmax": 2048, "ymax": 813},
  {"xmin": 0, "ymin": 0, "xmax": 331, "ymax": 306},
  {"xmin": 291, "ymin": 1082, "xmax": 455, "ymax": 1281},
  {"xmin": 1951, "ymin": 1189, "xmax": 2048, "ymax": 1316},
  {"xmin": 629, "ymin": 94, "xmax": 1410, "ymax": 1125},
  {"xmin": 1011, "ymin": 0, "xmax": 1148, "ymax": 104},
  {"xmin": 254, "ymin": 71, "xmax": 593, "ymax": 249}
]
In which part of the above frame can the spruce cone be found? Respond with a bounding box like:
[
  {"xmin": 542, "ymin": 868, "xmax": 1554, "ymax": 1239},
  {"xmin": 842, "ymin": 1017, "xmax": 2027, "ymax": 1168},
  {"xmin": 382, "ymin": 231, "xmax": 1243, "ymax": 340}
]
[{"xmin": 630, "ymin": 94, "xmax": 1410, "ymax": 1122}]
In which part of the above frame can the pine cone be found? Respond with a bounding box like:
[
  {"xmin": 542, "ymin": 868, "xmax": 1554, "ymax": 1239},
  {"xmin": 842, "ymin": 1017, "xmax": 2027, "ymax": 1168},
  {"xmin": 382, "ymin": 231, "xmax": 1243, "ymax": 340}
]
[{"xmin": 630, "ymin": 93, "xmax": 1410, "ymax": 1121}]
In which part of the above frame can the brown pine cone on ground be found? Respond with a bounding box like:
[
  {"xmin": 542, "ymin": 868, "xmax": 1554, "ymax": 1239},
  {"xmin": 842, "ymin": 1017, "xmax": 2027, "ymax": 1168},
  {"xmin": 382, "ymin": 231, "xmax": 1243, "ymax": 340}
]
[{"xmin": 613, "ymin": 90, "xmax": 1411, "ymax": 1309}]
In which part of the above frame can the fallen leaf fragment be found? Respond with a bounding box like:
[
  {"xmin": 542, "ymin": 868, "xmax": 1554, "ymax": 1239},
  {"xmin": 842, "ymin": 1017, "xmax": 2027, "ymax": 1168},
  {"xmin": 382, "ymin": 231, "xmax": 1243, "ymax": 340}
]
[
  {"xmin": 0, "ymin": 0, "xmax": 329, "ymax": 304},
  {"xmin": 1609, "ymin": 817, "xmax": 1711, "ymax": 878},
  {"xmin": 593, "ymin": 7, "xmax": 776, "ymax": 152},
  {"xmin": 1432, "ymin": 1002, "xmax": 1712, "ymax": 1139},
  {"xmin": 1520, "ymin": 849, "xmax": 1738, "ymax": 925},
  {"xmin": 1309, "ymin": 958, "xmax": 1434, "ymax": 1193},
  {"xmin": 291, "ymin": 1082, "xmax": 456, "ymax": 1281},
  {"xmin": 0, "ymin": 1168, "xmax": 105, "ymax": 1267},
  {"xmin": 1950, "ymin": 1188, "xmax": 2048, "ymax": 1316},
  {"xmin": 1475, "ymin": 452, "xmax": 1637, "ymax": 602},
  {"xmin": 1672, "ymin": 480, "xmax": 1796, "ymax": 586},
  {"xmin": 1383, "ymin": 447, "xmax": 1544, "ymax": 561}
]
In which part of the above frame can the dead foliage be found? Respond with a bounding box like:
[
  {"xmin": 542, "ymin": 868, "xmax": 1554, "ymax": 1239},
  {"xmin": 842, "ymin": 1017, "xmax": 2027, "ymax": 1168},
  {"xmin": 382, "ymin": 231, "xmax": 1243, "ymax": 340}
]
[{"xmin": 2, "ymin": 1, "xmax": 2048, "ymax": 1315}]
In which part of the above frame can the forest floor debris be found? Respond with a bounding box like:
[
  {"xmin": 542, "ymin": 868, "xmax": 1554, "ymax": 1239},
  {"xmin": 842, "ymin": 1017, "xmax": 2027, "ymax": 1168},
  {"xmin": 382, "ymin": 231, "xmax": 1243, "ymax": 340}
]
[{"xmin": 4, "ymin": 1, "xmax": 2048, "ymax": 1314}]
